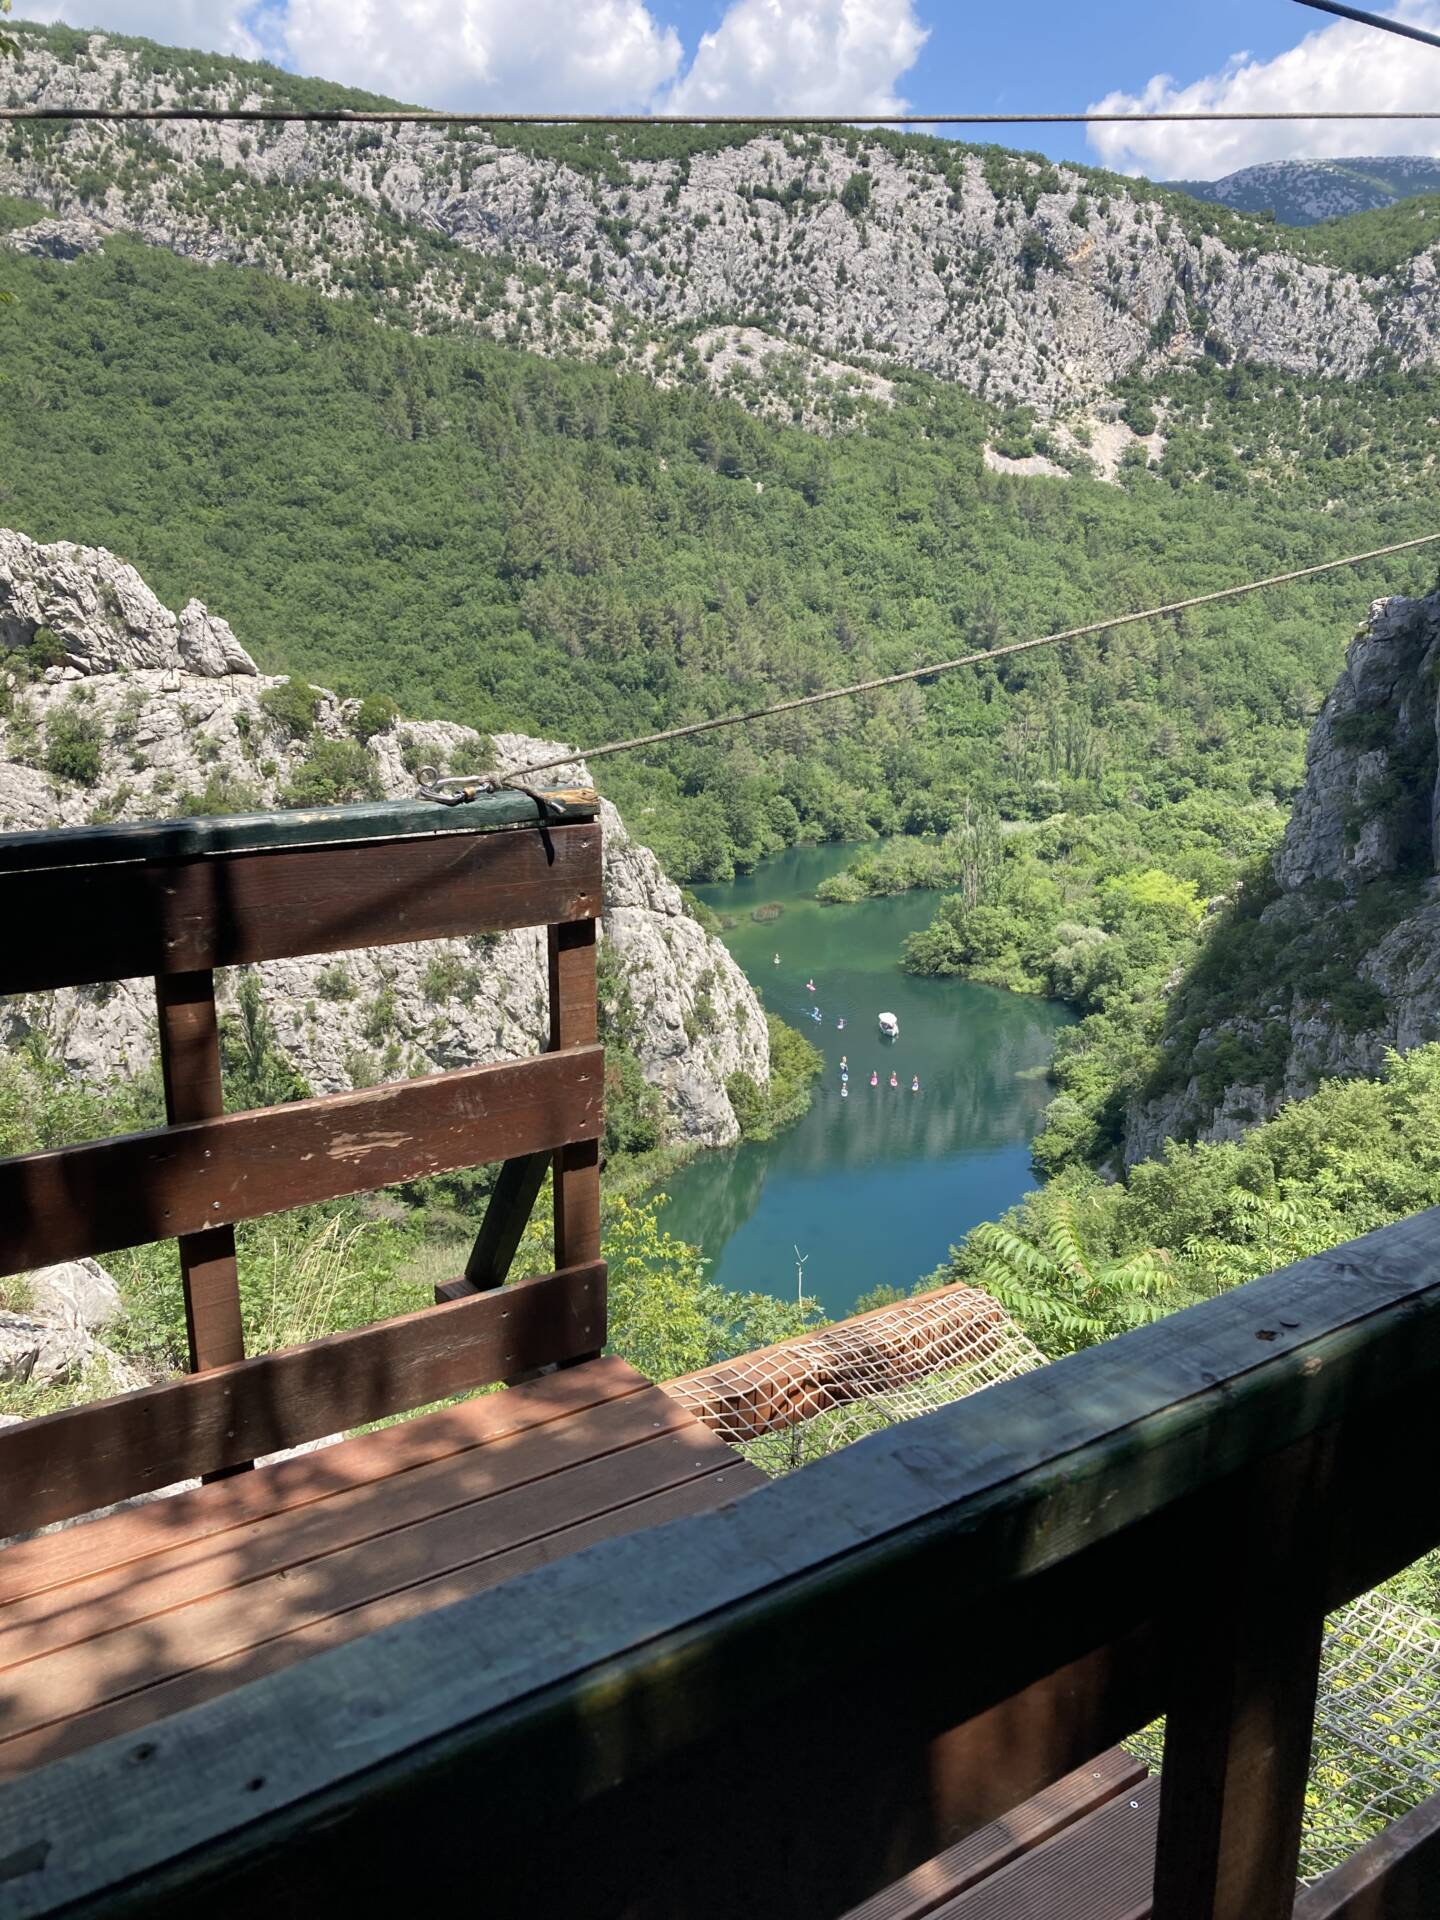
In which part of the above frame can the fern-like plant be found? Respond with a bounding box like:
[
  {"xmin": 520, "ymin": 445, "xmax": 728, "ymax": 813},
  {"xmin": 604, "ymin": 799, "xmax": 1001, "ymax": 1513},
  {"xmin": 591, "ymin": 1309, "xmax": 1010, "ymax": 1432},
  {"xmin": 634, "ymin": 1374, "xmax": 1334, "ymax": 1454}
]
[{"xmin": 967, "ymin": 1191, "xmax": 1176, "ymax": 1356}]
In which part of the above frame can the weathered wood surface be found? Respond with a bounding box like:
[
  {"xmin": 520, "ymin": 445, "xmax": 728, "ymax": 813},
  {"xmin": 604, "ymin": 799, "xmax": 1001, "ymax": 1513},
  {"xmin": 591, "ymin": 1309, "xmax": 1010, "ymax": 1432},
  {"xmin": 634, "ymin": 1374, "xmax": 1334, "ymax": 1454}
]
[
  {"xmin": 0, "ymin": 790, "xmax": 598, "ymax": 873},
  {"xmin": 459, "ymin": 1149, "xmax": 553, "ymax": 1295},
  {"xmin": 7, "ymin": 1210, "xmax": 1440, "ymax": 1919},
  {"xmin": 0, "ymin": 1044, "xmax": 604, "ymax": 1276},
  {"xmin": 943, "ymin": 1776, "xmax": 1160, "ymax": 1918},
  {"xmin": 1293, "ymin": 1789, "xmax": 1440, "ymax": 1918},
  {"xmin": 548, "ymin": 920, "xmax": 601, "ymax": 1280},
  {"xmin": 1150, "ymin": 1439, "xmax": 1328, "ymax": 1920},
  {"xmin": 155, "ymin": 971, "xmax": 245, "ymax": 1377},
  {"xmin": 0, "ymin": 1360, "xmax": 758, "ymax": 1784},
  {"xmin": 0, "ymin": 817, "xmax": 602, "ymax": 993},
  {"xmin": 0, "ymin": 1263, "xmax": 606, "ymax": 1534},
  {"xmin": 842, "ymin": 1749, "xmax": 1147, "ymax": 1920}
]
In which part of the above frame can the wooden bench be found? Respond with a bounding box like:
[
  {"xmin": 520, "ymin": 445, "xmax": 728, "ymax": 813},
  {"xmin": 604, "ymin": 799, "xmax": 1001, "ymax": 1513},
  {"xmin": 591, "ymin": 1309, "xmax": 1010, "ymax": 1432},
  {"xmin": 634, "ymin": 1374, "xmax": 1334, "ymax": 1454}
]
[{"xmin": 0, "ymin": 791, "xmax": 763, "ymax": 1782}]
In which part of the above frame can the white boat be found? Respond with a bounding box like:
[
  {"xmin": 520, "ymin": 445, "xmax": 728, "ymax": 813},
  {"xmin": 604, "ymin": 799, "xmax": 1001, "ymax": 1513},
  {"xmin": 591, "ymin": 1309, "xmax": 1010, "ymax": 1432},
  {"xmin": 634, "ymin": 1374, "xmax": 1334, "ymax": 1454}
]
[{"xmin": 878, "ymin": 1011, "xmax": 899, "ymax": 1040}]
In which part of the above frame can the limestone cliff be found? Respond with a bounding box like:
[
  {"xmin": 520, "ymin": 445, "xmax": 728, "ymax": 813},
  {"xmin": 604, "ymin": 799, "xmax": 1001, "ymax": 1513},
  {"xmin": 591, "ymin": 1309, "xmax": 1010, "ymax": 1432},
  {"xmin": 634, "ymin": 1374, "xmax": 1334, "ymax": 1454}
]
[
  {"xmin": 0, "ymin": 536, "xmax": 768, "ymax": 1148},
  {"xmin": 1125, "ymin": 590, "xmax": 1440, "ymax": 1163},
  {"xmin": 4, "ymin": 27, "xmax": 1438, "ymax": 421}
]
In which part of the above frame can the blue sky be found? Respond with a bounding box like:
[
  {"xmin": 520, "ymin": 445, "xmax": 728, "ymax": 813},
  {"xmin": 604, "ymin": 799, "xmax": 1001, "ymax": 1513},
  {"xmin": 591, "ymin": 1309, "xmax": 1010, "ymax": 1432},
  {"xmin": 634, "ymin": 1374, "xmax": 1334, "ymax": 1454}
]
[{"xmin": 13, "ymin": 0, "xmax": 1440, "ymax": 178}]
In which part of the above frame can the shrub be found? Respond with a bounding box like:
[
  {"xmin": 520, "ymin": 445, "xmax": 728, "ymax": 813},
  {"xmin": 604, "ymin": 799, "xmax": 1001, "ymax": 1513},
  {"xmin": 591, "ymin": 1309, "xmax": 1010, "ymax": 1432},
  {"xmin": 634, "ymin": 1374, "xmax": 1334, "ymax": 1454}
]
[
  {"xmin": 260, "ymin": 678, "xmax": 321, "ymax": 741},
  {"xmin": 43, "ymin": 705, "xmax": 103, "ymax": 786},
  {"xmin": 282, "ymin": 737, "xmax": 381, "ymax": 806},
  {"xmin": 353, "ymin": 692, "xmax": 400, "ymax": 741},
  {"xmin": 840, "ymin": 171, "xmax": 871, "ymax": 218},
  {"xmin": 315, "ymin": 961, "xmax": 356, "ymax": 1002}
]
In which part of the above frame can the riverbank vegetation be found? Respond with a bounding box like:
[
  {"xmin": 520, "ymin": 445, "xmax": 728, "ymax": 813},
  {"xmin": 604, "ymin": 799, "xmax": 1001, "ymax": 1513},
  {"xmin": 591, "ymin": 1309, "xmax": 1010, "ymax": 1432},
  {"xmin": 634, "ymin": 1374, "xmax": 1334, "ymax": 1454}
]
[
  {"xmin": 823, "ymin": 797, "xmax": 1286, "ymax": 1169},
  {"xmin": 935, "ymin": 1043, "xmax": 1440, "ymax": 1356}
]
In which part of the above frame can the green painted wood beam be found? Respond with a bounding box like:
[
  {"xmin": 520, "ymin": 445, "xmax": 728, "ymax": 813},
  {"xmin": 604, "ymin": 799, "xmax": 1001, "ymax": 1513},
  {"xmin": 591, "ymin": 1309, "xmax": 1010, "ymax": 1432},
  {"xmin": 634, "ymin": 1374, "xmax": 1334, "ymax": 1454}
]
[{"xmin": 0, "ymin": 788, "xmax": 599, "ymax": 874}]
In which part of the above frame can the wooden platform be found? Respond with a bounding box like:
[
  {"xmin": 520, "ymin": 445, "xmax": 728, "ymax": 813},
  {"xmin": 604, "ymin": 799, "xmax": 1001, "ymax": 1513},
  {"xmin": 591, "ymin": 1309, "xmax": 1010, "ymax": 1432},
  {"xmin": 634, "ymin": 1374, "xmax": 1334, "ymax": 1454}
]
[
  {"xmin": 845, "ymin": 1749, "xmax": 1158, "ymax": 1920},
  {"xmin": 0, "ymin": 1355, "xmax": 762, "ymax": 1782}
]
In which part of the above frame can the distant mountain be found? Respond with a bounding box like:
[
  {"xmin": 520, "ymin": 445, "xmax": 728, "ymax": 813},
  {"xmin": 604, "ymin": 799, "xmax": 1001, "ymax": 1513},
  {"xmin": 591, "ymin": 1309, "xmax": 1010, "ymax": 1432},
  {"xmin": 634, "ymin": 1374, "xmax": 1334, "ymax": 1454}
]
[{"xmin": 1166, "ymin": 156, "xmax": 1440, "ymax": 227}]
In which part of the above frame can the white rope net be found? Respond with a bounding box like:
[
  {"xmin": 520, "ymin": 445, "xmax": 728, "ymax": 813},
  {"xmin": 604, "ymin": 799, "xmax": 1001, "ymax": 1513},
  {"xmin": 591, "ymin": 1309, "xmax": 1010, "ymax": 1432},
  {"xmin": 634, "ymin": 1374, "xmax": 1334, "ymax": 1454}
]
[
  {"xmin": 666, "ymin": 1284, "xmax": 1440, "ymax": 1884},
  {"xmin": 662, "ymin": 1284, "xmax": 1044, "ymax": 1476}
]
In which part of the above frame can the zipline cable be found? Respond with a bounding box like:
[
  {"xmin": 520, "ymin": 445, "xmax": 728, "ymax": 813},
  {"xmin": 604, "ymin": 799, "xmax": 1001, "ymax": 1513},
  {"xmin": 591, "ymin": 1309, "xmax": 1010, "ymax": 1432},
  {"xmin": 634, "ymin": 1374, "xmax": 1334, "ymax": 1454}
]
[
  {"xmin": 418, "ymin": 532, "xmax": 1440, "ymax": 800},
  {"xmin": 6, "ymin": 107, "xmax": 1440, "ymax": 125},
  {"xmin": 1294, "ymin": 0, "xmax": 1440, "ymax": 51}
]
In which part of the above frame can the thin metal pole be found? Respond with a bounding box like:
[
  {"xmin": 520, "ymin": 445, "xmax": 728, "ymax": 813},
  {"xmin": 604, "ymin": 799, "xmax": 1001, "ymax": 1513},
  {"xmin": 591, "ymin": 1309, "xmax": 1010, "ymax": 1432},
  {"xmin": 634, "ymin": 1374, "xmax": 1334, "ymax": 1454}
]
[{"xmin": 1295, "ymin": 0, "xmax": 1440, "ymax": 50}]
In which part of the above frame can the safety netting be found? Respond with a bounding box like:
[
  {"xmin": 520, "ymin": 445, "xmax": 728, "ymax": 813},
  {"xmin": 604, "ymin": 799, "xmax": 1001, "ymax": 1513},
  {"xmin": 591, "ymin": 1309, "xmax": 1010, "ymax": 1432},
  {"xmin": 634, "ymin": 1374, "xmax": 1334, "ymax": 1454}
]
[
  {"xmin": 666, "ymin": 1285, "xmax": 1440, "ymax": 1884},
  {"xmin": 662, "ymin": 1283, "xmax": 1044, "ymax": 1477}
]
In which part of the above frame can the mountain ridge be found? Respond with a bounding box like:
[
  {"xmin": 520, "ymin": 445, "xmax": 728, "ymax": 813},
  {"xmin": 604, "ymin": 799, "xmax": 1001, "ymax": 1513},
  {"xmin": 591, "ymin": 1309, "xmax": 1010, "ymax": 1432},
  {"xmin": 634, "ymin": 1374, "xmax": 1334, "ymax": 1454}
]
[{"xmin": 10, "ymin": 24, "xmax": 1440, "ymax": 421}]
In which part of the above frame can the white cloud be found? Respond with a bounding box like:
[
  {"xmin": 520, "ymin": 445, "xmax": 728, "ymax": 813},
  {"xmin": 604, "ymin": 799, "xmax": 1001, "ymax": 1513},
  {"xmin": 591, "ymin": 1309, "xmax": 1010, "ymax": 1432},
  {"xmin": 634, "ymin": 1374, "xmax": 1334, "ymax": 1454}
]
[
  {"xmin": 11, "ymin": 0, "xmax": 268, "ymax": 59},
  {"xmin": 279, "ymin": 0, "xmax": 682, "ymax": 112},
  {"xmin": 11, "ymin": 0, "xmax": 928, "ymax": 118},
  {"xmin": 1087, "ymin": 1, "xmax": 1440, "ymax": 180},
  {"xmin": 662, "ymin": 0, "xmax": 927, "ymax": 117}
]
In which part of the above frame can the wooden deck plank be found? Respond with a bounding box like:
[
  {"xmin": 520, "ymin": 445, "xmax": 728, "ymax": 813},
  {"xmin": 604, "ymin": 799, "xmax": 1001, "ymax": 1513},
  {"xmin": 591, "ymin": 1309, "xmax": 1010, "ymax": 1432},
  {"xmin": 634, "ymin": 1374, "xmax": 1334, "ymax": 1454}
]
[
  {"xmin": 0, "ymin": 1384, "xmax": 698, "ymax": 1669},
  {"xmin": 0, "ymin": 1354, "xmax": 646, "ymax": 1605},
  {"xmin": 843, "ymin": 1751, "xmax": 1149, "ymax": 1920},
  {"xmin": 0, "ymin": 1455, "xmax": 761, "ymax": 1782},
  {"xmin": 0, "ymin": 1423, "xmax": 747, "ymax": 1756},
  {"xmin": 941, "ymin": 1775, "xmax": 1160, "ymax": 1919}
]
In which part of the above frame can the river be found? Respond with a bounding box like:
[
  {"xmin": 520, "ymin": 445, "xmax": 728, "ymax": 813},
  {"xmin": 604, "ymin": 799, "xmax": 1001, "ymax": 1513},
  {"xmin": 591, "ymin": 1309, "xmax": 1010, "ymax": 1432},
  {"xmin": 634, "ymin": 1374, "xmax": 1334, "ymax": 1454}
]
[{"xmin": 656, "ymin": 843, "xmax": 1073, "ymax": 1318}]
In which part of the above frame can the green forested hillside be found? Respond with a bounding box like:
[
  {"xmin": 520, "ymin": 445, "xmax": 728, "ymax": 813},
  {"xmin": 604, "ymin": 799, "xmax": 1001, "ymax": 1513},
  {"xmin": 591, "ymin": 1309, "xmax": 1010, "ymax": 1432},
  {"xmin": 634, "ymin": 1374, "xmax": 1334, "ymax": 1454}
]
[{"xmin": 2, "ymin": 228, "xmax": 1436, "ymax": 881}]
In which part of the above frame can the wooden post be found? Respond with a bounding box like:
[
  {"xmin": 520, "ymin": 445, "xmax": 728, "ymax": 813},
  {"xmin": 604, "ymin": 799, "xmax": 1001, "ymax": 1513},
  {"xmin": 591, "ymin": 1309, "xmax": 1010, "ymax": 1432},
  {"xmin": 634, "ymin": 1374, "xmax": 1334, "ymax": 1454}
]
[
  {"xmin": 155, "ymin": 971, "xmax": 245, "ymax": 1372},
  {"xmin": 155, "ymin": 970, "xmax": 251, "ymax": 1479},
  {"xmin": 1150, "ymin": 1440, "xmax": 1332, "ymax": 1919},
  {"xmin": 548, "ymin": 921, "xmax": 601, "ymax": 1280}
]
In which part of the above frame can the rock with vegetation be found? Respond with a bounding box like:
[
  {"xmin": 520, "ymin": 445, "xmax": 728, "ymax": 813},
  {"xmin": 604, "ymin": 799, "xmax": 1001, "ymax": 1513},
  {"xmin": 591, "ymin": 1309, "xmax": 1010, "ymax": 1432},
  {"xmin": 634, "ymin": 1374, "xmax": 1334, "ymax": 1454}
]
[
  {"xmin": 1126, "ymin": 589, "xmax": 1440, "ymax": 1162},
  {"xmin": 0, "ymin": 528, "xmax": 256, "ymax": 678},
  {"xmin": 0, "ymin": 540, "xmax": 768, "ymax": 1148},
  {"xmin": 10, "ymin": 25, "xmax": 1440, "ymax": 419}
]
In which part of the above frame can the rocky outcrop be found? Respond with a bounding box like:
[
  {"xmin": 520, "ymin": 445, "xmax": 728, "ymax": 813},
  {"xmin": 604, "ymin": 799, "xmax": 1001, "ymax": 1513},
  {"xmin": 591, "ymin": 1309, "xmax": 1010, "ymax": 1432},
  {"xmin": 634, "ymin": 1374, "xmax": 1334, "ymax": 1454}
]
[
  {"xmin": 4, "ymin": 29, "xmax": 1439, "ymax": 419},
  {"xmin": 2, "ymin": 213, "xmax": 106, "ymax": 258},
  {"xmin": 0, "ymin": 530, "xmax": 256, "ymax": 678},
  {"xmin": 0, "ymin": 538, "xmax": 768, "ymax": 1147},
  {"xmin": 1125, "ymin": 590, "xmax": 1440, "ymax": 1163},
  {"xmin": 0, "ymin": 1257, "xmax": 134, "ymax": 1388}
]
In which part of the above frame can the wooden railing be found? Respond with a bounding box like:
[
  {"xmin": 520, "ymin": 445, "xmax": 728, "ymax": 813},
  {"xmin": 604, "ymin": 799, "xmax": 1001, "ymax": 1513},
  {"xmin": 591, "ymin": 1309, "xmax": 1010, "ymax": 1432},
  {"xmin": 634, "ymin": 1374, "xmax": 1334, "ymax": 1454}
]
[
  {"xmin": 0, "ymin": 790, "xmax": 606, "ymax": 1533},
  {"xmin": 6, "ymin": 1207, "xmax": 1440, "ymax": 1918}
]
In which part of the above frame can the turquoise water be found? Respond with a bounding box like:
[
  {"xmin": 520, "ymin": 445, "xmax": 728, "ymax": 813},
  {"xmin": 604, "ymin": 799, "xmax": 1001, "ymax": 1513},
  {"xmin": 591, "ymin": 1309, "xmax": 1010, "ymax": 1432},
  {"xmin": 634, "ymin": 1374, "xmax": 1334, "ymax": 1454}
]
[{"xmin": 656, "ymin": 843, "xmax": 1072, "ymax": 1318}]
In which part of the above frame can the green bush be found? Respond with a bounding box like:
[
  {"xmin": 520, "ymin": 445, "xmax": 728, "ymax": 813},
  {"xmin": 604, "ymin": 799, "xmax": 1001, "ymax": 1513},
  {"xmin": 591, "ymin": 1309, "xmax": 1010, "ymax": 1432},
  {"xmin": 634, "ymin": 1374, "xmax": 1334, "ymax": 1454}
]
[
  {"xmin": 282, "ymin": 737, "xmax": 381, "ymax": 806},
  {"xmin": 43, "ymin": 704, "xmax": 103, "ymax": 786},
  {"xmin": 840, "ymin": 171, "xmax": 871, "ymax": 217},
  {"xmin": 260, "ymin": 678, "xmax": 322, "ymax": 742},
  {"xmin": 353, "ymin": 692, "xmax": 400, "ymax": 741}
]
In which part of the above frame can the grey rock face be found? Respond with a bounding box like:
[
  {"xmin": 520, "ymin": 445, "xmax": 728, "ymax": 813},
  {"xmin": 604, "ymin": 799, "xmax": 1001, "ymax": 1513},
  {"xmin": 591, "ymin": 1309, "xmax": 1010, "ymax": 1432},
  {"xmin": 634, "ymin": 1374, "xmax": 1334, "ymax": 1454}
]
[
  {"xmin": 1124, "ymin": 589, "xmax": 1440, "ymax": 1163},
  {"xmin": 24, "ymin": 1257, "xmax": 125, "ymax": 1333},
  {"xmin": 0, "ymin": 537, "xmax": 767, "ymax": 1148},
  {"xmin": 1, "ymin": 34, "xmax": 1435, "ymax": 419},
  {"xmin": 0, "ymin": 529, "xmax": 257, "ymax": 678},
  {"xmin": 2, "ymin": 214, "xmax": 106, "ymax": 258}
]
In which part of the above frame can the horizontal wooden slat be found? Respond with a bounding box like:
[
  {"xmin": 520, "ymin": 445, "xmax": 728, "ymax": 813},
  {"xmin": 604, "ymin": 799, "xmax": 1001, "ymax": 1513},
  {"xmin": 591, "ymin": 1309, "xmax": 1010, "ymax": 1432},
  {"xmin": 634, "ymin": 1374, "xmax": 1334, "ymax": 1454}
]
[
  {"xmin": 0, "ymin": 817, "xmax": 602, "ymax": 993},
  {"xmin": 843, "ymin": 1750, "xmax": 1148, "ymax": 1920},
  {"xmin": 1293, "ymin": 1791, "xmax": 1440, "ymax": 1919},
  {"xmin": 0, "ymin": 1262, "xmax": 606, "ymax": 1535},
  {"xmin": 0, "ymin": 1044, "xmax": 604, "ymax": 1276},
  {"xmin": 6, "ymin": 1212, "xmax": 1440, "ymax": 1919},
  {"xmin": 0, "ymin": 790, "xmax": 598, "ymax": 874}
]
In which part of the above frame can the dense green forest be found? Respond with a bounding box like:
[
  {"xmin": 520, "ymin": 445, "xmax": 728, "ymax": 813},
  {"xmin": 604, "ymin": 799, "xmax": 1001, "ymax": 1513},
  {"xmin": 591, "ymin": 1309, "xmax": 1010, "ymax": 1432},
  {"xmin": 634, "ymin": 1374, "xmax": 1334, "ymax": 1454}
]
[{"xmin": 1, "ymin": 223, "xmax": 1436, "ymax": 886}]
